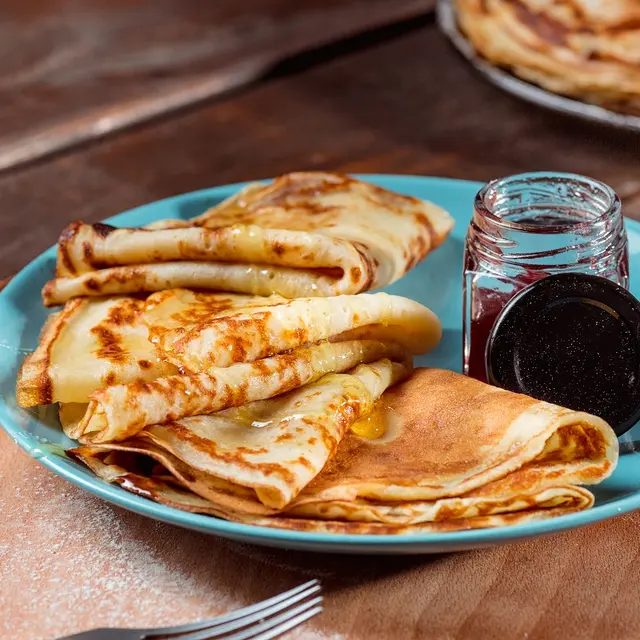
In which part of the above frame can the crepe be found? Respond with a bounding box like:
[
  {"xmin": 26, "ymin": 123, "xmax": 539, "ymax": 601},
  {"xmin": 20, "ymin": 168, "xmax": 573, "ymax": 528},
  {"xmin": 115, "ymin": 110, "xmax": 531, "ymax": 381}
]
[
  {"xmin": 456, "ymin": 0, "xmax": 640, "ymax": 115},
  {"xmin": 72, "ymin": 358, "xmax": 412, "ymax": 510},
  {"xmin": 41, "ymin": 172, "xmax": 454, "ymax": 306},
  {"xmin": 74, "ymin": 339, "xmax": 409, "ymax": 443},
  {"xmin": 18, "ymin": 287, "xmax": 438, "ymax": 419},
  {"xmin": 16, "ymin": 296, "xmax": 176, "ymax": 407},
  {"xmin": 144, "ymin": 289, "xmax": 441, "ymax": 372},
  {"xmin": 71, "ymin": 368, "xmax": 617, "ymax": 533}
]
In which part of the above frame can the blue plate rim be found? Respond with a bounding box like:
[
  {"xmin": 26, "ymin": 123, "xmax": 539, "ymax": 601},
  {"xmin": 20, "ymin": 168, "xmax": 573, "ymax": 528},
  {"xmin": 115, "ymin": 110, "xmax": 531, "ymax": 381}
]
[{"xmin": 1, "ymin": 173, "xmax": 639, "ymax": 549}]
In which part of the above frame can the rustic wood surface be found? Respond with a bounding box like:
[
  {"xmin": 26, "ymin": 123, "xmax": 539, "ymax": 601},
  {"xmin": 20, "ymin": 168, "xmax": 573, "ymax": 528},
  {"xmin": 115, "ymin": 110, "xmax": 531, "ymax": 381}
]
[
  {"xmin": 0, "ymin": 0, "xmax": 433, "ymax": 170},
  {"xmin": 2, "ymin": 10, "xmax": 640, "ymax": 640}
]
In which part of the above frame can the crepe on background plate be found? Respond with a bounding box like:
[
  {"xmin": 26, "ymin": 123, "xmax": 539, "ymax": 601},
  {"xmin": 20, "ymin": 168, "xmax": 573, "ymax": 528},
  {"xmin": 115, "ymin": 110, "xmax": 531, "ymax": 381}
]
[
  {"xmin": 42, "ymin": 172, "xmax": 454, "ymax": 306},
  {"xmin": 455, "ymin": 0, "xmax": 640, "ymax": 115},
  {"xmin": 71, "ymin": 368, "xmax": 618, "ymax": 534}
]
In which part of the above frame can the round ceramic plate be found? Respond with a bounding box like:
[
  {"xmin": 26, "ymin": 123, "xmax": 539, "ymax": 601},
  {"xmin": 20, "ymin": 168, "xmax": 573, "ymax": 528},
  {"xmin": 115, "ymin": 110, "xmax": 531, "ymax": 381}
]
[
  {"xmin": 2, "ymin": 175, "xmax": 640, "ymax": 555},
  {"xmin": 437, "ymin": 0, "xmax": 640, "ymax": 133}
]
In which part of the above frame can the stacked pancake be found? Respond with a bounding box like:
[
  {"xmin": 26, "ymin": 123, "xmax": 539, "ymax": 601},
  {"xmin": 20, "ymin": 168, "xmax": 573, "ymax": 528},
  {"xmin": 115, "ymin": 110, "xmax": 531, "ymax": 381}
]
[
  {"xmin": 455, "ymin": 0, "xmax": 640, "ymax": 115},
  {"xmin": 16, "ymin": 171, "xmax": 618, "ymax": 534}
]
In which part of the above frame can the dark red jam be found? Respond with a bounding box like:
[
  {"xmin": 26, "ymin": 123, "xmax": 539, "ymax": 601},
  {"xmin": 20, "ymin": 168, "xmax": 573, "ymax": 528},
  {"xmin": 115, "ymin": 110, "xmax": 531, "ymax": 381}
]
[{"xmin": 463, "ymin": 173, "xmax": 629, "ymax": 383}]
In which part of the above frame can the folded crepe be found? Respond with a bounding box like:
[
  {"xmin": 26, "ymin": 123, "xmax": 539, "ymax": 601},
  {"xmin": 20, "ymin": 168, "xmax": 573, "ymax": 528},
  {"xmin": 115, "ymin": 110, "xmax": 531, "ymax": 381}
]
[
  {"xmin": 42, "ymin": 172, "xmax": 454, "ymax": 306},
  {"xmin": 456, "ymin": 0, "xmax": 640, "ymax": 115},
  {"xmin": 72, "ymin": 340, "xmax": 409, "ymax": 443},
  {"xmin": 16, "ymin": 296, "xmax": 176, "ymax": 406},
  {"xmin": 71, "ymin": 368, "xmax": 618, "ymax": 533},
  {"xmin": 144, "ymin": 289, "xmax": 440, "ymax": 372},
  {"xmin": 72, "ymin": 359, "xmax": 412, "ymax": 510},
  {"xmin": 17, "ymin": 289, "xmax": 439, "ymax": 409}
]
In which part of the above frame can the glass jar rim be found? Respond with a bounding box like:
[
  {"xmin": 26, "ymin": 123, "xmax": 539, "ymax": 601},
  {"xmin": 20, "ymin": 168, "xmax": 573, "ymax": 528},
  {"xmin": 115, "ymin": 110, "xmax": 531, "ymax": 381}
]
[{"xmin": 475, "ymin": 171, "xmax": 620, "ymax": 234}]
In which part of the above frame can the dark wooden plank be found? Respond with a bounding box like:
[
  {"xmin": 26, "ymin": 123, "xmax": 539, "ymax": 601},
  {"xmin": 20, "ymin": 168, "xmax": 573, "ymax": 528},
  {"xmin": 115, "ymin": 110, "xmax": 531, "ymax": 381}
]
[
  {"xmin": 0, "ymin": 23, "xmax": 638, "ymax": 276},
  {"xmin": 2, "ymin": 22, "xmax": 640, "ymax": 640},
  {"xmin": 0, "ymin": 0, "xmax": 434, "ymax": 170}
]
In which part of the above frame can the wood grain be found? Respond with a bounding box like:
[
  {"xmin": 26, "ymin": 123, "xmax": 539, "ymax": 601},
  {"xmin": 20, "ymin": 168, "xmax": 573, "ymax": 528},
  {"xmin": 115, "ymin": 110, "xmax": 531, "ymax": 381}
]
[
  {"xmin": 2, "ymin": 17, "xmax": 640, "ymax": 640},
  {"xmin": 0, "ymin": 23, "xmax": 638, "ymax": 277},
  {"xmin": 1, "ymin": 427, "xmax": 640, "ymax": 640},
  {"xmin": 0, "ymin": 0, "xmax": 434, "ymax": 170}
]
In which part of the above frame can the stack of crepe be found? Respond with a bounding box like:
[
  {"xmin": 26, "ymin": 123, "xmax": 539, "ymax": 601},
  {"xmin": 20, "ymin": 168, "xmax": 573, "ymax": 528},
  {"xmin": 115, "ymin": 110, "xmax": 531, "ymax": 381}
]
[
  {"xmin": 455, "ymin": 0, "xmax": 640, "ymax": 116},
  {"xmin": 16, "ymin": 171, "xmax": 617, "ymax": 534},
  {"xmin": 69, "ymin": 369, "xmax": 617, "ymax": 534}
]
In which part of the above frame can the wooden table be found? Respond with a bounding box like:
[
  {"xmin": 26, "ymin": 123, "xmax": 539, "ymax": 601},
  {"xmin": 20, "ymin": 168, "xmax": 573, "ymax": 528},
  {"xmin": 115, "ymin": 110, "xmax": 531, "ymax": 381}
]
[{"xmin": 2, "ymin": 6, "xmax": 640, "ymax": 640}]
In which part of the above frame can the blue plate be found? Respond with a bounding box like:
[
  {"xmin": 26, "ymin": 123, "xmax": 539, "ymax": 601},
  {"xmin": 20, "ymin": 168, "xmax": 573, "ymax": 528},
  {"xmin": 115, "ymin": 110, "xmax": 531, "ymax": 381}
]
[{"xmin": 2, "ymin": 175, "xmax": 639, "ymax": 554}]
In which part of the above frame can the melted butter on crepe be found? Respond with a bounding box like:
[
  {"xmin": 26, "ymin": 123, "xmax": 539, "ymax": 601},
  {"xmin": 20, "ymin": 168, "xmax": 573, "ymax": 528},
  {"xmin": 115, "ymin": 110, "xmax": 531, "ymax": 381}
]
[
  {"xmin": 42, "ymin": 172, "xmax": 454, "ymax": 306},
  {"xmin": 72, "ymin": 358, "xmax": 412, "ymax": 510},
  {"xmin": 349, "ymin": 402, "xmax": 402, "ymax": 441},
  {"xmin": 16, "ymin": 296, "xmax": 176, "ymax": 406}
]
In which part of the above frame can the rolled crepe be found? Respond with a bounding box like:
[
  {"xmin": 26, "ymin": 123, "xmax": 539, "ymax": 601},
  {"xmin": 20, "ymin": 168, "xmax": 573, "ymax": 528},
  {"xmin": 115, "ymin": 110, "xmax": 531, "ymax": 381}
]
[
  {"xmin": 72, "ymin": 358, "xmax": 412, "ymax": 510},
  {"xmin": 71, "ymin": 368, "xmax": 618, "ymax": 532},
  {"xmin": 73, "ymin": 339, "xmax": 409, "ymax": 443},
  {"xmin": 456, "ymin": 0, "xmax": 640, "ymax": 115},
  {"xmin": 42, "ymin": 172, "xmax": 454, "ymax": 306}
]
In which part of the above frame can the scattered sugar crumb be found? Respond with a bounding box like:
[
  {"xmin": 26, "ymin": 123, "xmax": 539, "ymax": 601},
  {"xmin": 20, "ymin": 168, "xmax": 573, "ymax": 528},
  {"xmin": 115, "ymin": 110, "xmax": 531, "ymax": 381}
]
[{"xmin": 1, "ymin": 448, "xmax": 339, "ymax": 640}]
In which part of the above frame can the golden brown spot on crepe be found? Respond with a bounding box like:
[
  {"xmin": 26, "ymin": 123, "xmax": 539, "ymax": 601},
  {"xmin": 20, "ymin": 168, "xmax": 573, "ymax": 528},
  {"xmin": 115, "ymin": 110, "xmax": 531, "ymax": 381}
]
[
  {"xmin": 82, "ymin": 241, "xmax": 94, "ymax": 264},
  {"xmin": 237, "ymin": 446, "xmax": 269, "ymax": 455},
  {"xmin": 534, "ymin": 423, "xmax": 606, "ymax": 465},
  {"xmin": 276, "ymin": 433, "xmax": 295, "ymax": 443},
  {"xmin": 57, "ymin": 222, "xmax": 82, "ymax": 276},
  {"xmin": 314, "ymin": 267, "xmax": 344, "ymax": 279},
  {"xmin": 232, "ymin": 379, "xmax": 250, "ymax": 406},
  {"xmin": 91, "ymin": 326, "xmax": 128, "ymax": 363},
  {"xmin": 138, "ymin": 359, "xmax": 152, "ymax": 369},
  {"xmin": 352, "ymin": 243, "xmax": 376, "ymax": 291},
  {"xmin": 92, "ymin": 222, "xmax": 117, "ymax": 238},
  {"xmin": 163, "ymin": 422, "xmax": 297, "ymax": 482},
  {"xmin": 106, "ymin": 299, "xmax": 141, "ymax": 326},
  {"xmin": 405, "ymin": 233, "xmax": 429, "ymax": 273},
  {"xmin": 104, "ymin": 372, "xmax": 117, "ymax": 386},
  {"xmin": 296, "ymin": 456, "xmax": 313, "ymax": 470},
  {"xmin": 272, "ymin": 241, "xmax": 285, "ymax": 256},
  {"xmin": 85, "ymin": 277, "xmax": 100, "ymax": 292},
  {"xmin": 366, "ymin": 182, "xmax": 422, "ymax": 209},
  {"xmin": 251, "ymin": 359, "xmax": 272, "ymax": 376},
  {"xmin": 264, "ymin": 173, "xmax": 351, "ymax": 204},
  {"xmin": 350, "ymin": 267, "xmax": 362, "ymax": 284},
  {"xmin": 308, "ymin": 437, "xmax": 318, "ymax": 445}
]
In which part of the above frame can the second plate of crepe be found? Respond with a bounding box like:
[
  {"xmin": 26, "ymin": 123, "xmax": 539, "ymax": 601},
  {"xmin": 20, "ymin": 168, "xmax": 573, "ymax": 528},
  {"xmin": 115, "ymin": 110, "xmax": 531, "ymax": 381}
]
[{"xmin": 2, "ymin": 174, "xmax": 640, "ymax": 554}]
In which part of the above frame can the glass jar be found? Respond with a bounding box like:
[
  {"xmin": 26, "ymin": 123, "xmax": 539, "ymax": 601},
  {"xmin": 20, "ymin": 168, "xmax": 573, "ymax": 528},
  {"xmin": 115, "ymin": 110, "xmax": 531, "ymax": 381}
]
[{"xmin": 463, "ymin": 172, "xmax": 629, "ymax": 383}]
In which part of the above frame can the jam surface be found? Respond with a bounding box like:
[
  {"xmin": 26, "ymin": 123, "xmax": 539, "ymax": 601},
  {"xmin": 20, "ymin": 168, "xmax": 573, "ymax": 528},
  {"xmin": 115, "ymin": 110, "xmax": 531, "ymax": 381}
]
[{"xmin": 466, "ymin": 249, "xmax": 629, "ymax": 383}]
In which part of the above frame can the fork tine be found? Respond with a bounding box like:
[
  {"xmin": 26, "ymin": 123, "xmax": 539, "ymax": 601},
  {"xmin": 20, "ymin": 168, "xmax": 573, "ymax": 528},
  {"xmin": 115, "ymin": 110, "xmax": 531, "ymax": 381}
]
[
  {"xmin": 162, "ymin": 590, "xmax": 322, "ymax": 640},
  {"xmin": 195, "ymin": 597, "xmax": 324, "ymax": 640},
  {"xmin": 144, "ymin": 580, "xmax": 320, "ymax": 638},
  {"xmin": 141, "ymin": 580, "xmax": 320, "ymax": 639},
  {"xmin": 243, "ymin": 605, "xmax": 324, "ymax": 640}
]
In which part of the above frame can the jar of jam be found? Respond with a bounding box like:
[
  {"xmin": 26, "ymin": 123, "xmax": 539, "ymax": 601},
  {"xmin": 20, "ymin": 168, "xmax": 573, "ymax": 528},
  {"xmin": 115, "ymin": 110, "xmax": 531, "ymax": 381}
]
[{"xmin": 463, "ymin": 172, "xmax": 629, "ymax": 383}]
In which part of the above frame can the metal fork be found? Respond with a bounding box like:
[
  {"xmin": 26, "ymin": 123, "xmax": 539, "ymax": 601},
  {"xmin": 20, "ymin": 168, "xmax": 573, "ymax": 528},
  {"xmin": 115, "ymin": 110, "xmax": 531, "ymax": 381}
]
[{"xmin": 59, "ymin": 579, "xmax": 322, "ymax": 640}]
